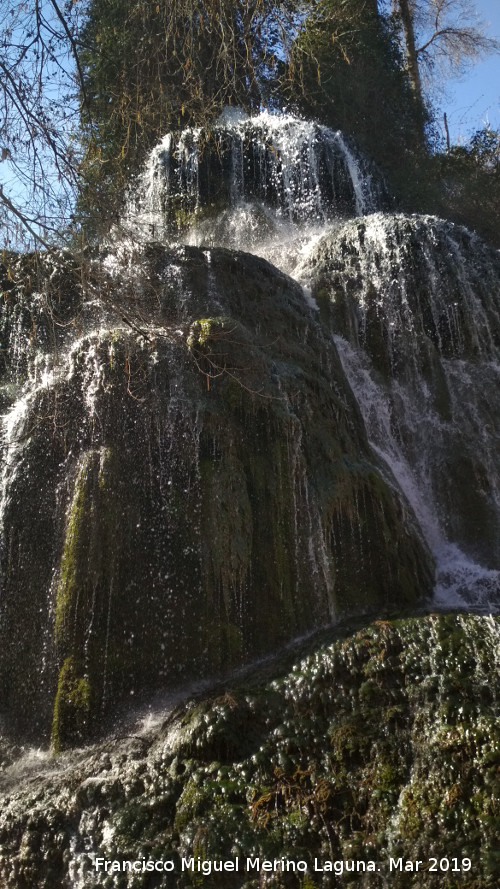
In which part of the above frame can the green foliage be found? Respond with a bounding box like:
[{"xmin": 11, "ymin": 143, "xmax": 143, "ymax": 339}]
[
  {"xmin": 434, "ymin": 128, "xmax": 500, "ymax": 247},
  {"xmin": 284, "ymin": 0, "xmax": 423, "ymax": 172},
  {"xmin": 281, "ymin": 1, "xmax": 500, "ymax": 248},
  {"xmin": 390, "ymin": 127, "xmax": 500, "ymax": 247},
  {"xmin": 76, "ymin": 0, "xmax": 498, "ymax": 249}
]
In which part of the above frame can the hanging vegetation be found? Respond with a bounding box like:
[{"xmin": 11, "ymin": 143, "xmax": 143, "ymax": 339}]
[{"xmin": 78, "ymin": 0, "xmax": 298, "ymax": 232}]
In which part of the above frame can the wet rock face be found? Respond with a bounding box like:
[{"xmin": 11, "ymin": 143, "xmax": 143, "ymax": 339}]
[
  {"xmin": 0, "ymin": 245, "xmax": 433, "ymax": 747},
  {"xmin": 304, "ymin": 214, "xmax": 500, "ymax": 574},
  {"xmin": 303, "ymin": 214, "xmax": 500, "ymax": 368},
  {"xmin": 0, "ymin": 614, "xmax": 498, "ymax": 889}
]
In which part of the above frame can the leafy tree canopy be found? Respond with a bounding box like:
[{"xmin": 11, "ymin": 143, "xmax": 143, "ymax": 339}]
[{"xmin": 435, "ymin": 126, "xmax": 500, "ymax": 246}]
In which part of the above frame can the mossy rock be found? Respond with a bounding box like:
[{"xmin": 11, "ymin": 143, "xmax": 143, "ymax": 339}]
[
  {"xmin": 0, "ymin": 245, "xmax": 433, "ymax": 745},
  {"xmin": 50, "ymin": 656, "xmax": 91, "ymax": 752},
  {"xmin": 0, "ymin": 614, "xmax": 498, "ymax": 888},
  {"xmin": 304, "ymin": 214, "xmax": 500, "ymax": 569}
]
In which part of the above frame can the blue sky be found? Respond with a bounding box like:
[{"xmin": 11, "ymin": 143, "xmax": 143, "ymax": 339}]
[{"xmin": 439, "ymin": 0, "xmax": 500, "ymax": 142}]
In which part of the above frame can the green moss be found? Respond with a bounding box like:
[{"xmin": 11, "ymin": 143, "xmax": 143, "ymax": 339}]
[
  {"xmin": 168, "ymin": 194, "xmax": 197, "ymax": 232},
  {"xmin": 50, "ymin": 656, "xmax": 91, "ymax": 753},
  {"xmin": 1, "ymin": 245, "xmax": 437, "ymax": 750},
  {"xmin": 51, "ymin": 448, "xmax": 122, "ymax": 747},
  {"xmin": 174, "ymin": 780, "xmax": 209, "ymax": 834},
  {"xmin": 4, "ymin": 614, "xmax": 500, "ymax": 886},
  {"xmin": 167, "ymin": 195, "xmax": 229, "ymax": 235},
  {"xmin": 54, "ymin": 456, "xmax": 91, "ymax": 647},
  {"xmin": 222, "ymin": 374, "xmax": 244, "ymax": 411},
  {"xmin": 326, "ymin": 467, "xmax": 434, "ymax": 615},
  {"xmin": 97, "ymin": 446, "xmax": 113, "ymax": 491},
  {"xmin": 187, "ymin": 316, "xmax": 231, "ymax": 350},
  {"xmin": 203, "ymin": 621, "xmax": 244, "ymax": 665},
  {"xmin": 54, "ymin": 448, "xmax": 116, "ymax": 651}
]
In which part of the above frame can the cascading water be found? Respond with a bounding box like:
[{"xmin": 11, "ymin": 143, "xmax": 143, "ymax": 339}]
[
  {"xmin": 0, "ymin": 109, "xmax": 498, "ymax": 753},
  {"xmin": 128, "ymin": 110, "xmax": 500, "ymax": 614},
  {"xmin": 124, "ymin": 109, "xmax": 385, "ymax": 277},
  {"xmin": 300, "ymin": 213, "xmax": 500, "ymax": 612}
]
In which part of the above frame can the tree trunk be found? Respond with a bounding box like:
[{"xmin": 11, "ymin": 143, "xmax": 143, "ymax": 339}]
[
  {"xmin": 396, "ymin": 0, "xmax": 426, "ymax": 144},
  {"xmin": 397, "ymin": 0, "xmax": 423, "ymax": 104}
]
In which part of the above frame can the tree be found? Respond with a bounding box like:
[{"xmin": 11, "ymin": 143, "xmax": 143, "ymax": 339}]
[
  {"xmin": 1, "ymin": 0, "xmax": 498, "ymax": 248},
  {"xmin": 0, "ymin": 0, "xmax": 300, "ymax": 246},
  {"xmin": 284, "ymin": 0, "xmax": 421, "ymax": 169},
  {"xmin": 434, "ymin": 126, "xmax": 500, "ymax": 245},
  {"xmin": 392, "ymin": 0, "xmax": 500, "ymax": 113},
  {"xmin": 0, "ymin": 0, "xmax": 303, "ymax": 246},
  {"xmin": 0, "ymin": 0, "xmax": 89, "ymax": 250}
]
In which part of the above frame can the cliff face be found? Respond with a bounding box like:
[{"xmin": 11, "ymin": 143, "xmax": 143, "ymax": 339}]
[{"xmin": 0, "ymin": 244, "xmax": 433, "ymax": 749}]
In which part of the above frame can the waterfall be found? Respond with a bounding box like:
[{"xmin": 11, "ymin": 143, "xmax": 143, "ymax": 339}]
[
  {"xmin": 125, "ymin": 110, "xmax": 500, "ymax": 613},
  {"xmin": 1, "ymin": 110, "xmax": 499, "ymax": 753},
  {"xmin": 1, "ymin": 111, "xmax": 500, "ymax": 889},
  {"xmin": 300, "ymin": 213, "xmax": 500, "ymax": 611},
  {"xmin": 125, "ymin": 112, "xmax": 500, "ymax": 613},
  {"xmin": 123, "ymin": 110, "xmax": 385, "ymax": 276}
]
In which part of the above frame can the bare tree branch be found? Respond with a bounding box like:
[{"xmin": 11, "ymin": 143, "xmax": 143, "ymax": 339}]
[
  {"xmin": 393, "ymin": 0, "xmax": 500, "ymax": 126},
  {"xmin": 0, "ymin": 185, "xmax": 53, "ymax": 251},
  {"xmin": 0, "ymin": 0, "xmax": 85, "ymax": 249},
  {"xmin": 46, "ymin": 0, "xmax": 91, "ymax": 116}
]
